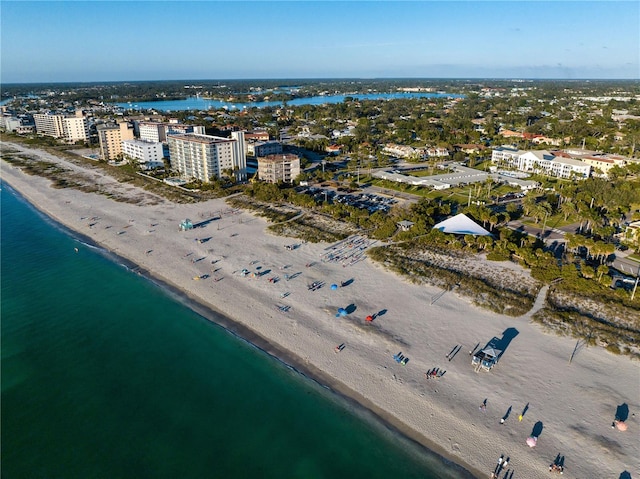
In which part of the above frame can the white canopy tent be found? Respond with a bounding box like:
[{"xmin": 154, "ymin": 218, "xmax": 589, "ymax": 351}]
[{"xmin": 433, "ymin": 213, "xmax": 492, "ymax": 236}]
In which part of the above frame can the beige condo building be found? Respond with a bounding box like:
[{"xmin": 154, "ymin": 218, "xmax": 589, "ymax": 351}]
[
  {"xmin": 257, "ymin": 154, "xmax": 301, "ymax": 183},
  {"xmin": 97, "ymin": 122, "xmax": 135, "ymax": 160},
  {"xmin": 33, "ymin": 111, "xmax": 88, "ymax": 142}
]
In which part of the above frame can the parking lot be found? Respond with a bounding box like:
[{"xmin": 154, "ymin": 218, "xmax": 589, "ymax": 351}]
[{"xmin": 299, "ymin": 187, "xmax": 397, "ymax": 213}]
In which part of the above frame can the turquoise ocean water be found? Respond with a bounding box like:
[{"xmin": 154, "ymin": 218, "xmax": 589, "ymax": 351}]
[{"xmin": 1, "ymin": 183, "xmax": 470, "ymax": 479}]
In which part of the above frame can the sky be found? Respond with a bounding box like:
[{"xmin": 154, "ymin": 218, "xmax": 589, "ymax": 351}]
[{"xmin": 1, "ymin": 1, "xmax": 638, "ymax": 83}]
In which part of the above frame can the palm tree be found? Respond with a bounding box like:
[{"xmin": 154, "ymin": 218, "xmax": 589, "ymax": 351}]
[
  {"xmin": 564, "ymin": 233, "xmax": 582, "ymax": 254},
  {"xmin": 531, "ymin": 202, "xmax": 552, "ymax": 224},
  {"xmin": 522, "ymin": 194, "xmax": 538, "ymax": 217},
  {"xmin": 583, "ymin": 238, "xmax": 595, "ymax": 260},
  {"xmin": 560, "ymin": 201, "xmax": 577, "ymax": 221},
  {"xmin": 596, "ymin": 264, "xmax": 609, "ymax": 283},
  {"xmin": 489, "ymin": 214, "xmax": 499, "ymax": 232}
]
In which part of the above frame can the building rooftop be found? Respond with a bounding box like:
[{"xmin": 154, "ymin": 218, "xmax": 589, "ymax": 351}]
[
  {"xmin": 552, "ymin": 157, "xmax": 589, "ymax": 167},
  {"xmin": 167, "ymin": 133, "xmax": 233, "ymax": 144},
  {"xmin": 260, "ymin": 154, "xmax": 300, "ymax": 163}
]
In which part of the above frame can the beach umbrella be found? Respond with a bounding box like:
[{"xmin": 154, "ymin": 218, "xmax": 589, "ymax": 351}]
[
  {"xmin": 365, "ymin": 315, "xmax": 374, "ymax": 322},
  {"xmin": 526, "ymin": 436, "xmax": 537, "ymax": 448},
  {"xmin": 337, "ymin": 308, "xmax": 347, "ymax": 317},
  {"xmin": 615, "ymin": 421, "xmax": 628, "ymax": 431},
  {"xmin": 331, "ymin": 284, "xmax": 338, "ymax": 290}
]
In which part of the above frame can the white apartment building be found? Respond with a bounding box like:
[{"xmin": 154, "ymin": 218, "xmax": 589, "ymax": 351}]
[
  {"xmin": 247, "ymin": 140, "xmax": 283, "ymax": 157},
  {"xmin": 491, "ymin": 146, "xmax": 591, "ymax": 179},
  {"xmin": 491, "ymin": 146, "xmax": 528, "ymax": 166},
  {"xmin": 33, "ymin": 111, "xmax": 89, "ymax": 142},
  {"xmin": 1, "ymin": 116, "xmax": 22, "ymax": 132},
  {"xmin": 138, "ymin": 121, "xmax": 206, "ymax": 143},
  {"xmin": 257, "ymin": 154, "xmax": 301, "ymax": 183},
  {"xmin": 34, "ymin": 113, "xmax": 65, "ymax": 137},
  {"xmin": 167, "ymin": 132, "xmax": 246, "ymax": 182},
  {"xmin": 122, "ymin": 139, "xmax": 164, "ymax": 164}
]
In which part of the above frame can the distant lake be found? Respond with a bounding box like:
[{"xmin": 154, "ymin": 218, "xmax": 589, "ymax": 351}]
[{"xmin": 116, "ymin": 92, "xmax": 463, "ymax": 112}]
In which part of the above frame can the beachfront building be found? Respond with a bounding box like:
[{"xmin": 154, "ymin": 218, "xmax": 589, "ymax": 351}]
[
  {"xmin": 33, "ymin": 111, "xmax": 89, "ymax": 142},
  {"xmin": 247, "ymin": 140, "xmax": 283, "ymax": 157},
  {"xmin": 138, "ymin": 121, "xmax": 205, "ymax": 143},
  {"xmin": 167, "ymin": 132, "xmax": 246, "ymax": 182},
  {"xmin": 1, "ymin": 116, "xmax": 23, "ymax": 132},
  {"xmin": 257, "ymin": 154, "xmax": 300, "ymax": 184},
  {"xmin": 491, "ymin": 146, "xmax": 591, "ymax": 179},
  {"xmin": 97, "ymin": 121, "xmax": 135, "ymax": 161},
  {"xmin": 122, "ymin": 139, "xmax": 164, "ymax": 165}
]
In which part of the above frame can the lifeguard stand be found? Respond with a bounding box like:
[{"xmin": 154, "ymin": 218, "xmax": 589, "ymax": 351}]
[{"xmin": 179, "ymin": 219, "xmax": 193, "ymax": 231}]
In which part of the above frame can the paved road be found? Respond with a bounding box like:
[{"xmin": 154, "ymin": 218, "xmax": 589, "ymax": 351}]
[
  {"xmin": 363, "ymin": 185, "xmax": 420, "ymax": 204},
  {"xmin": 507, "ymin": 220, "xmax": 639, "ymax": 277},
  {"xmin": 507, "ymin": 220, "xmax": 566, "ymax": 242},
  {"xmin": 611, "ymin": 254, "xmax": 640, "ymax": 277}
]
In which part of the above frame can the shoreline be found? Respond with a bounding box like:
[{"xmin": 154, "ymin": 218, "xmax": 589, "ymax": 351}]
[
  {"xmin": 2, "ymin": 142, "xmax": 638, "ymax": 479},
  {"xmin": 3, "ymin": 180, "xmax": 478, "ymax": 478}
]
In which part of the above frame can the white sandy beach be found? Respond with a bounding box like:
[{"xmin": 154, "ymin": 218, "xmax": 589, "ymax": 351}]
[{"xmin": 2, "ymin": 142, "xmax": 638, "ymax": 479}]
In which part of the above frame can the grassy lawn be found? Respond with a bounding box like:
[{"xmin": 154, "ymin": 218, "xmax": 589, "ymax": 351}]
[
  {"xmin": 627, "ymin": 252, "xmax": 640, "ymax": 262},
  {"xmin": 519, "ymin": 214, "xmax": 577, "ymax": 229},
  {"xmin": 369, "ymin": 177, "xmax": 481, "ymax": 205},
  {"xmin": 404, "ymin": 168, "xmax": 455, "ymax": 177}
]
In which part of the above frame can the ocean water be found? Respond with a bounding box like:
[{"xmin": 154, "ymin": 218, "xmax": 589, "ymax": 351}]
[
  {"xmin": 1, "ymin": 183, "xmax": 469, "ymax": 479},
  {"xmin": 116, "ymin": 92, "xmax": 464, "ymax": 112}
]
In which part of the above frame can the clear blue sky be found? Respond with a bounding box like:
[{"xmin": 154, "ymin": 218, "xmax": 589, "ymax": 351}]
[{"xmin": 1, "ymin": 1, "xmax": 638, "ymax": 83}]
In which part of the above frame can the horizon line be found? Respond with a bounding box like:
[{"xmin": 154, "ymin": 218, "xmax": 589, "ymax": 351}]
[{"xmin": 2, "ymin": 77, "xmax": 639, "ymax": 86}]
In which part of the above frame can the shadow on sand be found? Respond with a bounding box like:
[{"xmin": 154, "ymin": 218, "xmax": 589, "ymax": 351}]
[
  {"xmin": 494, "ymin": 328, "xmax": 519, "ymax": 356},
  {"xmin": 615, "ymin": 403, "xmax": 630, "ymax": 422},
  {"xmin": 194, "ymin": 217, "xmax": 219, "ymax": 228},
  {"xmin": 531, "ymin": 421, "xmax": 544, "ymax": 438}
]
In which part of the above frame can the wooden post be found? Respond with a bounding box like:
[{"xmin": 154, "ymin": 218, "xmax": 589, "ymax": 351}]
[{"xmin": 569, "ymin": 340, "xmax": 580, "ymax": 365}]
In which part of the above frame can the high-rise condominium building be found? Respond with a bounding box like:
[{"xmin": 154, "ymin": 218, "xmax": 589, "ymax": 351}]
[
  {"xmin": 167, "ymin": 132, "xmax": 246, "ymax": 182},
  {"xmin": 97, "ymin": 122, "xmax": 135, "ymax": 160},
  {"xmin": 33, "ymin": 111, "xmax": 89, "ymax": 142},
  {"xmin": 138, "ymin": 121, "xmax": 206, "ymax": 143}
]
